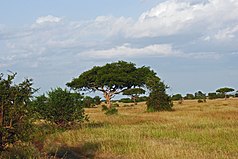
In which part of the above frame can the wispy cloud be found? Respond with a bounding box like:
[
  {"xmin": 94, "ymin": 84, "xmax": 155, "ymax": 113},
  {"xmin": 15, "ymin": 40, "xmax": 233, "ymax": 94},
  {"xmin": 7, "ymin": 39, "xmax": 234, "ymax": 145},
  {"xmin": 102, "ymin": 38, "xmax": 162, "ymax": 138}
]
[
  {"xmin": 79, "ymin": 43, "xmax": 181, "ymax": 59},
  {"xmin": 35, "ymin": 15, "xmax": 62, "ymax": 24}
]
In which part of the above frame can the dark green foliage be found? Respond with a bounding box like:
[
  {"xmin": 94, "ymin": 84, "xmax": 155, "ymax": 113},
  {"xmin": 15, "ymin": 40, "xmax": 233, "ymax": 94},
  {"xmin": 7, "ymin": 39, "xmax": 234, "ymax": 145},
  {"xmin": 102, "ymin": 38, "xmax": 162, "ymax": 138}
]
[
  {"xmin": 146, "ymin": 76, "xmax": 173, "ymax": 112},
  {"xmin": 82, "ymin": 96, "xmax": 101, "ymax": 108},
  {"xmin": 195, "ymin": 91, "xmax": 206, "ymax": 99},
  {"xmin": 82, "ymin": 96, "xmax": 94, "ymax": 108},
  {"xmin": 235, "ymin": 91, "xmax": 238, "ymax": 97},
  {"xmin": 184, "ymin": 93, "xmax": 195, "ymax": 100},
  {"xmin": 67, "ymin": 61, "xmax": 154, "ymax": 109},
  {"xmin": 208, "ymin": 92, "xmax": 217, "ymax": 99},
  {"xmin": 137, "ymin": 96, "xmax": 148, "ymax": 102},
  {"xmin": 105, "ymin": 107, "xmax": 118, "ymax": 115},
  {"xmin": 123, "ymin": 88, "xmax": 145, "ymax": 105},
  {"xmin": 101, "ymin": 105, "xmax": 118, "ymax": 115},
  {"xmin": 119, "ymin": 96, "xmax": 148, "ymax": 103},
  {"xmin": 216, "ymin": 87, "xmax": 235, "ymax": 99},
  {"xmin": 119, "ymin": 98, "xmax": 133, "ymax": 103},
  {"xmin": 172, "ymin": 94, "xmax": 183, "ymax": 101},
  {"xmin": 0, "ymin": 73, "xmax": 36, "ymax": 150},
  {"xmin": 94, "ymin": 96, "xmax": 101, "ymax": 105},
  {"xmin": 31, "ymin": 88, "xmax": 88, "ymax": 127},
  {"xmin": 101, "ymin": 105, "xmax": 108, "ymax": 111}
]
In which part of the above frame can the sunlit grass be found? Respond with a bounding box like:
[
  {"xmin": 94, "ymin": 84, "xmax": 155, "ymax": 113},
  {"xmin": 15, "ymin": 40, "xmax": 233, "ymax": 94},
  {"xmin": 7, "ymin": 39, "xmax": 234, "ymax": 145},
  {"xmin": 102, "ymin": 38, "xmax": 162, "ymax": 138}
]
[{"xmin": 43, "ymin": 98, "xmax": 238, "ymax": 158}]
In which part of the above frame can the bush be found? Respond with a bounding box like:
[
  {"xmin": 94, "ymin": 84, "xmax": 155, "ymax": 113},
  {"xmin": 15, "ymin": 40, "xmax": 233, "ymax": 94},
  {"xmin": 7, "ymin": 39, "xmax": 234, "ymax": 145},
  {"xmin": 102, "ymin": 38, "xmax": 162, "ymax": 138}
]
[
  {"xmin": 101, "ymin": 105, "xmax": 108, "ymax": 111},
  {"xmin": 31, "ymin": 88, "xmax": 88, "ymax": 127},
  {"xmin": 94, "ymin": 96, "xmax": 101, "ymax": 105},
  {"xmin": 172, "ymin": 94, "xmax": 183, "ymax": 101},
  {"xmin": 146, "ymin": 77, "xmax": 173, "ymax": 112},
  {"xmin": 0, "ymin": 73, "xmax": 36, "ymax": 150},
  {"xmin": 208, "ymin": 92, "xmax": 217, "ymax": 99},
  {"xmin": 197, "ymin": 99, "xmax": 204, "ymax": 103},
  {"xmin": 105, "ymin": 107, "xmax": 118, "ymax": 115},
  {"xmin": 101, "ymin": 105, "xmax": 118, "ymax": 115},
  {"xmin": 137, "ymin": 96, "xmax": 148, "ymax": 102},
  {"xmin": 82, "ymin": 96, "xmax": 94, "ymax": 108},
  {"xmin": 235, "ymin": 93, "xmax": 238, "ymax": 97},
  {"xmin": 119, "ymin": 98, "xmax": 133, "ymax": 103},
  {"xmin": 184, "ymin": 93, "xmax": 195, "ymax": 100}
]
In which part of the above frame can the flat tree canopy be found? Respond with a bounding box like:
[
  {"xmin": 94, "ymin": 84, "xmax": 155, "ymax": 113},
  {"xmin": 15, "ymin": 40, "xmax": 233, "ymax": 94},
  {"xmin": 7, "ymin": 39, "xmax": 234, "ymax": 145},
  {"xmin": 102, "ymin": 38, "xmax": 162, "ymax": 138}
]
[
  {"xmin": 216, "ymin": 87, "xmax": 235, "ymax": 99},
  {"xmin": 123, "ymin": 88, "xmax": 146, "ymax": 105},
  {"xmin": 216, "ymin": 87, "xmax": 235, "ymax": 94},
  {"xmin": 67, "ymin": 61, "xmax": 154, "ymax": 108}
]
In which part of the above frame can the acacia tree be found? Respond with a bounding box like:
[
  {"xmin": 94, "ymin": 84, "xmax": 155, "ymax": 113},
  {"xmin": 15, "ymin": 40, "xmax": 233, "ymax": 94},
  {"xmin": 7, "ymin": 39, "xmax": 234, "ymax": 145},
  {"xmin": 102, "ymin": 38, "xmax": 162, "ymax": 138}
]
[
  {"xmin": 67, "ymin": 61, "xmax": 154, "ymax": 108},
  {"xmin": 122, "ymin": 88, "xmax": 145, "ymax": 105},
  {"xmin": 216, "ymin": 87, "xmax": 235, "ymax": 99}
]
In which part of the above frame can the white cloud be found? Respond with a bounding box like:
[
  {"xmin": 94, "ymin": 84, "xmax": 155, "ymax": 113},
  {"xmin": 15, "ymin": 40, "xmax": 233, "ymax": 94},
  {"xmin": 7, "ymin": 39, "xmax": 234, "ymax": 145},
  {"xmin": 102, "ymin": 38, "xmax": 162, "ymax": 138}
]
[
  {"xmin": 79, "ymin": 43, "xmax": 181, "ymax": 59},
  {"xmin": 35, "ymin": 15, "xmax": 62, "ymax": 24},
  {"xmin": 127, "ymin": 0, "xmax": 238, "ymax": 38}
]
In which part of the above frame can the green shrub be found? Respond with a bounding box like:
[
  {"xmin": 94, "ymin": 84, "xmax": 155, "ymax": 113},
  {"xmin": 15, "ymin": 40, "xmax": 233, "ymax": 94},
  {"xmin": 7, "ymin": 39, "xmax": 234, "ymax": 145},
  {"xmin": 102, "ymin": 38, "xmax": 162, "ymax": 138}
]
[
  {"xmin": 94, "ymin": 96, "xmax": 101, "ymax": 105},
  {"xmin": 105, "ymin": 107, "xmax": 118, "ymax": 115},
  {"xmin": 146, "ymin": 77, "xmax": 173, "ymax": 112},
  {"xmin": 101, "ymin": 105, "xmax": 108, "ymax": 111},
  {"xmin": 208, "ymin": 92, "xmax": 217, "ymax": 99},
  {"xmin": 31, "ymin": 88, "xmax": 88, "ymax": 127},
  {"xmin": 0, "ymin": 73, "xmax": 36, "ymax": 150},
  {"xmin": 82, "ymin": 96, "xmax": 94, "ymax": 108},
  {"xmin": 172, "ymin": 94, "xmax": 183, "ymax": 101},
  {"xmin": 119, "ymin": 98, "xmax": 133, "ymax": 103}
]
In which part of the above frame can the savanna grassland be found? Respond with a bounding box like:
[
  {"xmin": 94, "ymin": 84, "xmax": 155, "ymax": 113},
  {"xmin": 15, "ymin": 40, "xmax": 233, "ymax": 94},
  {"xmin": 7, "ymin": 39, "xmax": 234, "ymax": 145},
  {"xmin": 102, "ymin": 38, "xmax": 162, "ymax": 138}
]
[{"xmin": 42, "ymin": 98, "xmax": 238, "ymax": 159}]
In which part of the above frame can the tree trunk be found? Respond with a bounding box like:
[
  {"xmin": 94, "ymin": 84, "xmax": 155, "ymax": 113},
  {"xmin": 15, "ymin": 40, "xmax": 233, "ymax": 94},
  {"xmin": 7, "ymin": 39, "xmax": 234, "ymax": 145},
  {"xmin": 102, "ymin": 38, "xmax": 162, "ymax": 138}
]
[
  {"xmin": 104, "ymin": 93, "xmax": 112, "ymax": 109},
  {"xmin": 132, "ymin": 96, "xmax": 137, "ymax": 105}
]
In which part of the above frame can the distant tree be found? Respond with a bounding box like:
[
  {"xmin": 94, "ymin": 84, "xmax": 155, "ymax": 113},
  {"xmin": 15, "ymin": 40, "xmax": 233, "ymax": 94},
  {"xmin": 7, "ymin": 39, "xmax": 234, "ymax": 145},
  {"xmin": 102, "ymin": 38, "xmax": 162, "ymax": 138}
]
[
  {"xmin": 67, "ymin": 61, "xmax": 154, "ymax": 109},
  {"xmin": 137, "ymin": 96, "xmax": 148, "ymax": 102},
  {"xmin": 119, "ymin": 98, "xmax": 133, "ymax": 103},
  {"xmin": 216, "ymin": 87, "xmax": 235, "ymax": 99},
  {"xmin": 235, "ymin": 91, "xmax": 238, "ymax": 97},
  {"xmin": 208, "ymin": 92, "xmax": 217, "ymax": 99},
  {"xmin": 172, "ymin": 94, "xmax": 183, "ymax": 101},
  {"xmin": 195, "ymin": 91, "xmax": 206, "ymax": 102},
  {"xmin": 0, "ymin": 73, "xmax": 36, "ymax": 150},
  {"xmin": 146, "ymin": 76, "xmax": 173, "ymax": 111},
  {"xmin": 93, "ymin": 96, "xmax": 101, "ymax": 105},
  {"xmin": 184, "ymin": 93, "xmax": 195, "ymax": 100},
  {"xmin": 122, "ymin": 88, "xmax": 145, "ymax": 105},
  {"xmin": 31, "ymin": 88, "xmax": 88, "ymax": 127},
  {"xmin": 82, "ymin": 96, "xmax": 94, "ymax": 108}
]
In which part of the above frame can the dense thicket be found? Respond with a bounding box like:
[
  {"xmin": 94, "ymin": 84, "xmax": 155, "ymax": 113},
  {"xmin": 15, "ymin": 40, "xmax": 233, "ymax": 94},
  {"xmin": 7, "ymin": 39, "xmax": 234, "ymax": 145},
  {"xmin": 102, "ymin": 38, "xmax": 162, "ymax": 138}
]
[
  {"xmin": 31, "ymin": 88, "xmax": 88, "ymax": 127},
  {"xmin": 146, "ymin": 76, "xmax": 173, "ymax": 111},
  {"xmin": 0, "ymin": 73, "xmax": 36, "ymax": 150}
]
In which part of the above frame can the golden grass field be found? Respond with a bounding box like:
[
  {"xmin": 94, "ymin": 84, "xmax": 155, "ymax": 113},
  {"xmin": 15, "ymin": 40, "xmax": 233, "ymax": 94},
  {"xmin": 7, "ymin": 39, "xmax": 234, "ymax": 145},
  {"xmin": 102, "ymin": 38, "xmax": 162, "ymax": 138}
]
[{"xmin": 43, "ymin": 98, "xmax": 238, "ymax": 159}]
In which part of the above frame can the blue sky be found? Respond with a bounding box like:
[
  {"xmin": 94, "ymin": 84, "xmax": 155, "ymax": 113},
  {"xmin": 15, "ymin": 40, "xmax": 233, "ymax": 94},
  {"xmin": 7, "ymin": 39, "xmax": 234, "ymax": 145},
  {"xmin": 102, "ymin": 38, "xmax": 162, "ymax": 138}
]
[{"xmin": 0, "ymin": 0, "xmax": 237, "ymax": 96}]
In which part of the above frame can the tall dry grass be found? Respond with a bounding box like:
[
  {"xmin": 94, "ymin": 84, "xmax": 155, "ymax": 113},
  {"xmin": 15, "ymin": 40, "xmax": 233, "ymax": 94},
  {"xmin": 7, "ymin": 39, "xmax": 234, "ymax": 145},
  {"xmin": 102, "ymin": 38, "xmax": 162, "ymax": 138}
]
[{"xmin": 43, "ymin": 98, "xmax": 238, "ymax": 158}]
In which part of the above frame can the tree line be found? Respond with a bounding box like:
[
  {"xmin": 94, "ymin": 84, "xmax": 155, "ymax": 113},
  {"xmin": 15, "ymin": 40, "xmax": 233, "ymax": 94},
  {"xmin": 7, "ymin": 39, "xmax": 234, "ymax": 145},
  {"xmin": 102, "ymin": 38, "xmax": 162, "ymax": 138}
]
[{"xmin": 172, "ymin": 87, "xmax": 237, "ymax": 102}]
